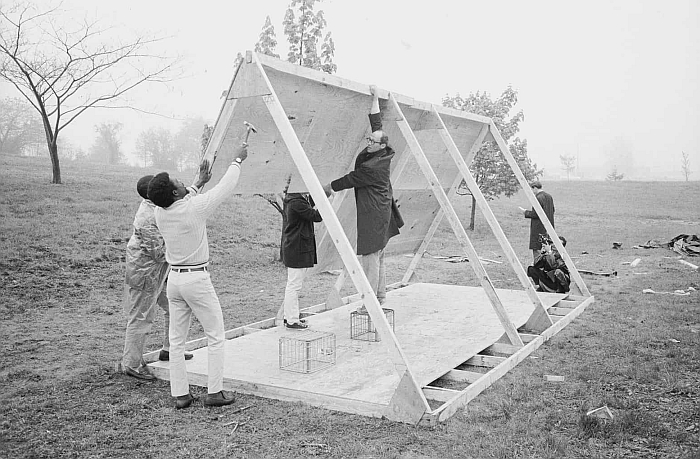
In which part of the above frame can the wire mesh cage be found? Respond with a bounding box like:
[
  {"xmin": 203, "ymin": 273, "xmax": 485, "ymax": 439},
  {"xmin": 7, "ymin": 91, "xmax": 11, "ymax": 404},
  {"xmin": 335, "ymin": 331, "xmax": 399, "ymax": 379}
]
[
  {"xmin": 279, "ymin": 330, "xmax": 336, "ymax": 373},
  {"xmin": 350, "ymin": 308, "xmax": 395, "ymax": 342}
]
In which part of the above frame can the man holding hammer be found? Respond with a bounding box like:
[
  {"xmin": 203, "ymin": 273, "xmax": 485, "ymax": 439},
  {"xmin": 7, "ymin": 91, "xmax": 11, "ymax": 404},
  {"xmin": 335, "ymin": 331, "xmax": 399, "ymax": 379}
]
[
  {"xmin": 148, "ymin": 142, "xmax": 248, "ymax": 409},
  {"xmin": 323, "ymin": 85, "xmax": 403, "ymax": 312}
]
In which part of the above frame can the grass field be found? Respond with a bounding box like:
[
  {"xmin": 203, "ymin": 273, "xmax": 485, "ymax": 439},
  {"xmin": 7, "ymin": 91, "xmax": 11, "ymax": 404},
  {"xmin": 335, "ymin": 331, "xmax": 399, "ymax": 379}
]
[{"xmin": 1, "ymin": 154, "xmax": 699, "ymax": 458}]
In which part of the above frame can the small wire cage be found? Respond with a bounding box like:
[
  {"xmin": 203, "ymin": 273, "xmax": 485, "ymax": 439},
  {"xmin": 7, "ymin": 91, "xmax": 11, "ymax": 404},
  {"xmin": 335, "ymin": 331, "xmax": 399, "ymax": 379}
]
[
  {"xmin": 279, "ymin": 330, "xmax": 336, "ymax": 374},
  {"xmin": 350, "ymin": 308, "xmax": 395, "ymax": 342}
]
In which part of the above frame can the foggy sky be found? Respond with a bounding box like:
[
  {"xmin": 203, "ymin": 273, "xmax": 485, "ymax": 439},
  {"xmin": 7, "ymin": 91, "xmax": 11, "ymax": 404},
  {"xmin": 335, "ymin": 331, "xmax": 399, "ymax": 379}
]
[{"xmin": 3, "ymin": 0, "xmax": 698, "ymax": 180}]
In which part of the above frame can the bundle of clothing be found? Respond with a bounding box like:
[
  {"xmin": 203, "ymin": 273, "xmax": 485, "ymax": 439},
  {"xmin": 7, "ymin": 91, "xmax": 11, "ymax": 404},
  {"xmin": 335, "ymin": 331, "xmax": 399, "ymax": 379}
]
[{"xmin": 527, "ymin": 236, "xmax": 571, "ymax": 293}]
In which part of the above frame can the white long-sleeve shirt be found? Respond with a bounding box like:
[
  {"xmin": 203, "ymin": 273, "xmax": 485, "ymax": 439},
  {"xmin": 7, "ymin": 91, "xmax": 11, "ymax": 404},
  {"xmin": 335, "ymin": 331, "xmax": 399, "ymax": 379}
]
[{"xmin": 154, "ymin": 163, "xmax": 241, "ymax": 266}]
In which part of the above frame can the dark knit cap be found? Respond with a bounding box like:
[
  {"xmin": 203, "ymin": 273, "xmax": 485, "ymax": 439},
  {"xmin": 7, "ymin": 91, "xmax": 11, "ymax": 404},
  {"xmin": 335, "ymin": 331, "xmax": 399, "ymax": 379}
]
[{"xmin": 137, "ymin": 175, "xmax": 154, "ymax": 200}]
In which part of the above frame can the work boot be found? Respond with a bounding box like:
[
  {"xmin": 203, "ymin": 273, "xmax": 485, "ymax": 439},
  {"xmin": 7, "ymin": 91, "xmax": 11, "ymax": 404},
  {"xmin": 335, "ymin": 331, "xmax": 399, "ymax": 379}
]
[{"xmin": 203, "ymin": 390, "xmax": 236, "ymax": 407}]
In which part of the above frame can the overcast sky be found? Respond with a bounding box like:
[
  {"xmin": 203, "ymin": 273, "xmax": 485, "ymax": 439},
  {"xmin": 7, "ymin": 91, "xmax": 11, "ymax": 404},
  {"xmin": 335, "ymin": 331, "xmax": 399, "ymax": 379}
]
[{"xmin": 4, "ymin": 0, "xmax": 699, "ymax": 179}]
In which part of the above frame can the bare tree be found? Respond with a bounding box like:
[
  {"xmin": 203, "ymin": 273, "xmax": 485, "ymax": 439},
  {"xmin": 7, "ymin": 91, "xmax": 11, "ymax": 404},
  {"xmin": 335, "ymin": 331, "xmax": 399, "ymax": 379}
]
[
  {"xmin": 0, "ymin": 2, "xmax": 177, "ymax": 183},
  {"xmin": 560, "ymin": 154, "xmax": 576, "ymax": 180},
  {"xmin": 681, "ymin": 151, "xmax": 691, "ymax": 182}
]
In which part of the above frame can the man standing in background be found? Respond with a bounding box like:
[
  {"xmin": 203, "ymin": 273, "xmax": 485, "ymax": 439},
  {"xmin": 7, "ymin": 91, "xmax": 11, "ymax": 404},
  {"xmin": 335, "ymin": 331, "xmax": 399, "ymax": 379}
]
[{"xmin": 520, "ymin": 181, "xmax": 555, "ymax": 262}]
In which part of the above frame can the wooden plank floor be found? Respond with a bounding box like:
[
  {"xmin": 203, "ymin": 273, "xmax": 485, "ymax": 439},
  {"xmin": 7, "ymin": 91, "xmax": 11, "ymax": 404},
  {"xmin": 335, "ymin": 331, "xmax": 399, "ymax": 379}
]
[{"xmin": 148, "ymin": 283, "xmax": 566, "ymax": 415}]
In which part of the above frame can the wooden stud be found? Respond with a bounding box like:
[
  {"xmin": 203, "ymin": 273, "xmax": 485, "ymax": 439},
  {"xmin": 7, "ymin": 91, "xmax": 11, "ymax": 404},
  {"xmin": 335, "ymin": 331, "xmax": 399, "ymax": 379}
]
[
  {"xmin": 463, "ymin": 355, "xmax": 506, "ymax": 368},
  {"xmin": 440, "ymin": 369, "xmax": 484, "ymax": 384},
  {"xmin": 431, "ymin": 295, "xmax": 594, "ymax": 423},
  {"xmin": 431, "ymin": 106, "xmax": 553, "ymax": 333},
  {"xmin": 256, "ymin": 53, "xmax": 493, "ymax": 125},
  {"xmin": 422, "ymin": 386, "xmax": 461, "ymax": 403},
  {"xmin": 401, "ymin": 124, "xmax": 489, "ymax": 284},
  {"xmin": 388, "ymin": 93, "xmax": 522, "ymax": 346},
  {"xmin": 251, "ymin": 52, "xmax": 430, "ymax": 417},
  {"xmin": 487, "ymin": 123, "xmax": 591, "ymax": 297}
]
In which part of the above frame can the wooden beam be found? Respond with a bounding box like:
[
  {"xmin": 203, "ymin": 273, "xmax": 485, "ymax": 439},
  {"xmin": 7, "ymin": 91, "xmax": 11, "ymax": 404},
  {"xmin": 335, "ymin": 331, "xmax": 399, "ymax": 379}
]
[
  {"xmin": 431, "ymin": 295, "xmax": 595, "ymax": 423},
  {"xmin": 464, "ymin": 124, "xmax": 489, "ymax": 166},
  {"xmin": 519, "ymin": 333, "xmax": 539, "ymax": 343},
  {"xmin": 485, "ymin": 343, "xmax": 521, "ymax": 355},
  {"xmin": 401, "ymin": 124, "xmax": 489, "ymax": 284},
  {"xmin": 422, "ymin": 386, "xmax": 461, "ymax": 403},
  {"xmin": 251, "ymin": 52, "xmax": 430, "ymax": 421},
  {"xmin": 548, "ymin": 306, "xmax": 574, "ymax": 316},
  {"xmin": 441, "ymin": 369, "xmax": 484, "ymax": 384},
  {"xmin": 463, "ymin": 355, "xmax": 506, "ymax": 368},
  {"xmin": 196, "ymin": 58, "xmax": 244, "ymax": 188},
  {"xmin": 256, "ymin": 52, "xmax": 493, "ymax": 125},
  {"xmin": 431, "ymin": 107, "xmax": 553, "ymax": 333},
  {"xmin": 388, "ymin": 94, "xmax": 522, "ymax": 346},
  {"xmin": 487, "ymin": 123, "xmax": 591, "ymax": 297}
]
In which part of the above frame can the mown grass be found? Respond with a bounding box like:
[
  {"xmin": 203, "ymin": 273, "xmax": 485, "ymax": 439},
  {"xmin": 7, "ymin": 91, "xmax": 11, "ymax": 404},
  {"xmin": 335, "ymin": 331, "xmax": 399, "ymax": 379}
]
[{"xmin": 1, "ymin": 154, "xmax": 699, "ymax": 458}]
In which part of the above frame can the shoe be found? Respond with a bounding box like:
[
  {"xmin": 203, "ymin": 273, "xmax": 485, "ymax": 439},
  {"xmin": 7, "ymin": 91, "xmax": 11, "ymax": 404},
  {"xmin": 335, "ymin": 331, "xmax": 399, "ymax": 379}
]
[
  {"xmin": 285, "ymin": 321, "xmax": 308, "ymax": 329},
  {"xmin": 159, "ymin": 350, "xmax": 194, "ymax": 361},
  {"xmin": 175, "ymin": 393, "xmax": 196, "ymax": 410},
  {"xmin": 124, "ymin": 365, "xmax": 156, "ymax": 381},
  {"xmin": 203, "ymin": 390, "xmax": 236, "ymax": 407},
  {"xmin": 283, "ymin": 318, "xmax": 307, "ymax": 325}
]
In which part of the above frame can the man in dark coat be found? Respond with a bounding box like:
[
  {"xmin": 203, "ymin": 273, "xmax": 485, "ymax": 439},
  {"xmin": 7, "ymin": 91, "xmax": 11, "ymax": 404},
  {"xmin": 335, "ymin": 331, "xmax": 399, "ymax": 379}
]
[
  {"xmin": 324, "ymin": 85, "xmax": 403, "ymax": 311},
  {"xmin": 521, "ymin": 181, "xmax": 555, "ymax": 262},
  {"xmin": 281, "ymin": 193, "xmax": 323, "ymax": 329}
]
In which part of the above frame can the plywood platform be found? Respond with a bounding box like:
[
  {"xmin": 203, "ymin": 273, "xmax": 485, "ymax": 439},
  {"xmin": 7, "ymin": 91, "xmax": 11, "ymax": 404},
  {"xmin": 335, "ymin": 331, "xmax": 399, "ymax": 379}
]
[{"xmin": 148, "ymin": 283, "xmax": 568, "ymax": 419}]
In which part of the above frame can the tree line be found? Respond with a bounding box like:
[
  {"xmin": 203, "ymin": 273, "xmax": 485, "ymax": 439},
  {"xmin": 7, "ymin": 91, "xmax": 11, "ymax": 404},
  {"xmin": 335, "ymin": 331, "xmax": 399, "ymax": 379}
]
[{"xmin": 0, "ymin": 96, "xmax": 211, "ymax": 171}]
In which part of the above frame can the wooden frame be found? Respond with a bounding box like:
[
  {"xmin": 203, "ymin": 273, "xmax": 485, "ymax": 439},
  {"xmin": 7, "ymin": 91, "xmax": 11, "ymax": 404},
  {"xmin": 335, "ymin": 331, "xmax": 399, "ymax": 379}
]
[{"xmin": 146, "ymin": 51, "xmax": 594, "ymax": 424}]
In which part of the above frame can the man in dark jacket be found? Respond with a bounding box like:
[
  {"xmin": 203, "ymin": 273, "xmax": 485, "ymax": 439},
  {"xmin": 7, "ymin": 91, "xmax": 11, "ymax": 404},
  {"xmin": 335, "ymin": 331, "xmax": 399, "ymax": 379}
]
[
  {"xmin": 324, "ymin": 85, "xmax": 403, "ymax": 312},
  {"xmin": 280, "ymin": 192, "xmax": 323, "ymax": 329},
  {"xmin": 520, "ymin": 181, "xmax": 555, "ymax": 262}
]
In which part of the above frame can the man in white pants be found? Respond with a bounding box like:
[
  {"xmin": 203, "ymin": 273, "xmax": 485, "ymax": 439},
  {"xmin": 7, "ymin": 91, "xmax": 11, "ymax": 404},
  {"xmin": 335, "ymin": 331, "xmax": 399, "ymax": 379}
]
[{"xmin": 148, "ymin": 144, "xmax": 247, "ymax": 409}]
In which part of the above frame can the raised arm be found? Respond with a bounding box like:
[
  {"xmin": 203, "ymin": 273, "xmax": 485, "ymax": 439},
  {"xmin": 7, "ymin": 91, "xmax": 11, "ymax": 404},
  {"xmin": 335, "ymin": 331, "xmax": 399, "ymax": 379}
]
[{"xmin": 369, "ymin": 85, "xmax": 380, "ymax": 115}]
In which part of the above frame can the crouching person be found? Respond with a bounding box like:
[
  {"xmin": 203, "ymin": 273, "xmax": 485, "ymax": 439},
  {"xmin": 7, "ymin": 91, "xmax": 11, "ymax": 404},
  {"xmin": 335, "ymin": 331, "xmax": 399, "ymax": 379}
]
[
  {"xmin": 527, "ymin": 236, "xmax": 571, "ymax": 293},
  {"xmin": 148, "ymin": 145, "xmax": 247, "ymax": 409}
]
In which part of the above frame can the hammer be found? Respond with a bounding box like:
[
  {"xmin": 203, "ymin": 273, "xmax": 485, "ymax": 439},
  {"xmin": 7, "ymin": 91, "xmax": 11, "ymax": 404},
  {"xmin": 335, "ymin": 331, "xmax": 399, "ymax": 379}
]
[
  {"xmin": 243, "ymin": 121, "xmax": 258, "ymax": 143},
  {"xmin": 207, "ymin": 121, "xmax": 258, "ymax": 175}
]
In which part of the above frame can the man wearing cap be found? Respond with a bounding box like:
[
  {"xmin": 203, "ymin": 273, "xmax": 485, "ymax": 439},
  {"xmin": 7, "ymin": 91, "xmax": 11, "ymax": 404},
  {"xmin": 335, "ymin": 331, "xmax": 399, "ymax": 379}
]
[
  {"xmin": 520, "ymin": 181, "xmax": 555, "ymax": 262},
  {"xmin": 121, "ymin": 175, "xmax": 195, "ymax": 381},
  {"xmin": 149, "ymin": 144, "xmax": 247, "ymax": 409},
  {"xmin": 323, "ymin": 85, "xmax": 403, "ymax": 312}
]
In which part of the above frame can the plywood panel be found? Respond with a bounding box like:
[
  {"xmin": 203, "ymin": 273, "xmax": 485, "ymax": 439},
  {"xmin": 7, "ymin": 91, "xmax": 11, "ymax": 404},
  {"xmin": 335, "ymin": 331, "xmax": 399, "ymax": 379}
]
[{"xmin": 148, "ymin": 284, "xmax": 566, "ymax": 411}]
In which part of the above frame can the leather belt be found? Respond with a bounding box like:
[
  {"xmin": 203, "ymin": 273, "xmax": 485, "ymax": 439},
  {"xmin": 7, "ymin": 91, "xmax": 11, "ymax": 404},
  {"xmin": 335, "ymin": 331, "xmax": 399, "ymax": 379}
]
[{"xmin": 171, "ymin": 266, "xmax": 208, "ymax": 273}]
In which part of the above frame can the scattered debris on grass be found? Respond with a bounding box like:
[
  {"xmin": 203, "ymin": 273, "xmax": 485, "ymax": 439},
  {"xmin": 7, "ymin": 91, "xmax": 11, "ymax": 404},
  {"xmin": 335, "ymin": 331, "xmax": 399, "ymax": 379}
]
[
  {"xmin": 586, "ymin": 405, "xmax": 614, "ymax": 421},
  {"xmin": 301, "ymin": 443, "xmax": 328, "ymax": 448},
  {"xmin": 612, "ymin": 242, "xmax": 623, "ymax": 249},
  {"xmin": 669, "ymin": 234, "xmax": 700, "ymax": 257},
  {"xmin": 630, "ymin": 258, "xmax": 641, "ymax": 267},
  {"xmin": 579, "ymin": 269, "xmax": 617, "ymax": 277},
  {"xmin": 432, "ymin": 255, "xmax": 503, "ymax": 264},
  {"xmin": 678, "ymin": 259, "xmax": 699, "ymax": 270},
  {"xmin": 642, "ymin": 288, "xmax": 694, "ymax": 296}
]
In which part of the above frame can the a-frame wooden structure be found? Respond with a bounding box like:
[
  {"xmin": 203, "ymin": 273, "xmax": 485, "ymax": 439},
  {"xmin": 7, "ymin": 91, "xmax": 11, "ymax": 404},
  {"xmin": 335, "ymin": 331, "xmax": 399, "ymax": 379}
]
[{"xmin": 146, "ymin": 51, "xmax": 594, "ymax": 425}]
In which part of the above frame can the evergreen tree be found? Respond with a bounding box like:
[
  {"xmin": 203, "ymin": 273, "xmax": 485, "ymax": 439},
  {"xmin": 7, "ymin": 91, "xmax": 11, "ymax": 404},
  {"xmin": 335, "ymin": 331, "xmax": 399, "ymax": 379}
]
[
  {"xmin": 282, "ymin": 0, "xmax": 336, "ymax": 74},
  {"xmin": 254, "ymin": 16, "xmax": 280, "ymax": 58}
]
